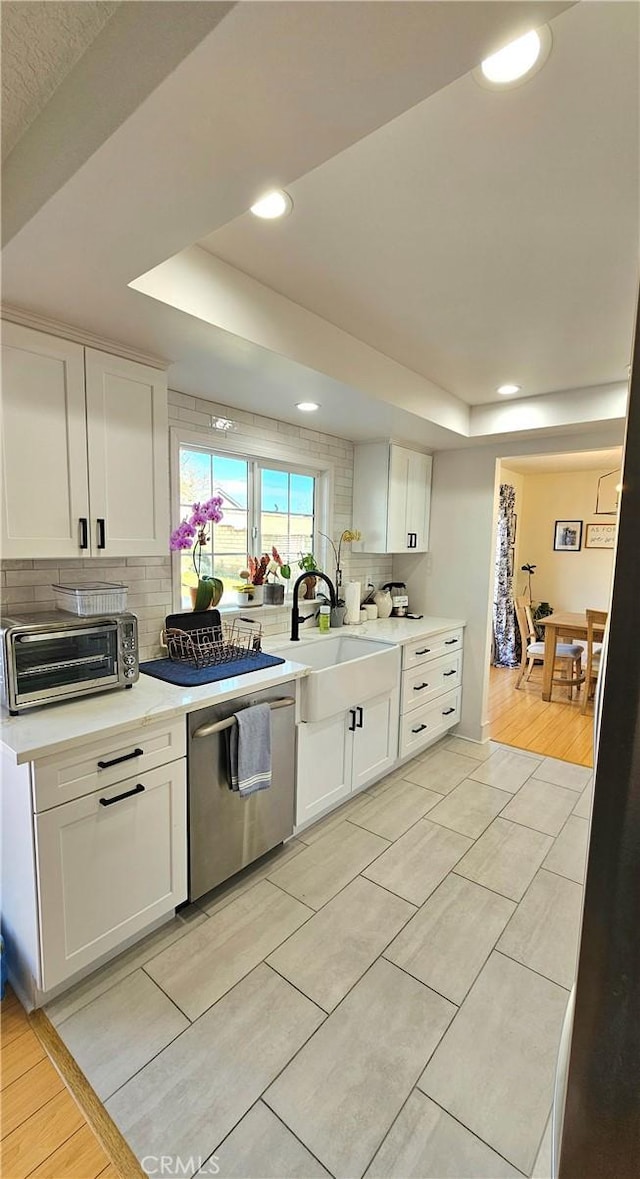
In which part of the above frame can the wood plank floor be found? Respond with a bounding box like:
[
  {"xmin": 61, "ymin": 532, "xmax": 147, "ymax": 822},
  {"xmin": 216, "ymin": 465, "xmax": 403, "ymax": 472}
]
[
  {"xmin": 1, "ymin": 987, "xmax": 118, "ymax": 1179},
  {"xmin": 489, "ymin": 665, "xmax": 594, "ymax": 767}
]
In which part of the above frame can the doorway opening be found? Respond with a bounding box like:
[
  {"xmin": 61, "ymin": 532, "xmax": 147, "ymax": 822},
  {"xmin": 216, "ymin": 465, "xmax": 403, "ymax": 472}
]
[{"xmin": 489, "ymin": 448, "xmax": 621, "ymax": 766}]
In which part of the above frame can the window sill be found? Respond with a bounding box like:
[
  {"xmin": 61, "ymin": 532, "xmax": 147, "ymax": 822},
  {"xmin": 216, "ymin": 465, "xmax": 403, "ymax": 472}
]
[{"xmin": 218, "ymin": 597, "xmax": 323, "ymax": 616}]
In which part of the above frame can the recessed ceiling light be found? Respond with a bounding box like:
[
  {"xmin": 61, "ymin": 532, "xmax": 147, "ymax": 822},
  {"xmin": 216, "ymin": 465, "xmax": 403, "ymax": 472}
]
[
  {"xmin": 475, "ymin": 26, "xmax": 552, "ymax": 89},
  {"xmin": 250, "ymin": 189, "xmax": 293, "ymax": 219},
  {"xmin": 296, "ymin": 402, "xmax": 320, "ymax": 412},
  {"xmin": 497, "ymin": 384, "xmax": 521, "ymax": 396}
]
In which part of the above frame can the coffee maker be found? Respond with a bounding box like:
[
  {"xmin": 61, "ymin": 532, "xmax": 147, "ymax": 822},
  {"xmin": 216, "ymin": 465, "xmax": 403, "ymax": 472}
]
[{"xmin": 381, "ymin": 582, "xmax": 409, "ymax": 617}]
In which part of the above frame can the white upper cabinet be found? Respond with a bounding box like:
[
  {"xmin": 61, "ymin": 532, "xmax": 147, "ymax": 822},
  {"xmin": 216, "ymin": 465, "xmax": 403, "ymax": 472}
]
[
  {"xmin": 0, "ymin": 324, "xmax": 168, "ymax": 559},
  {"xmin": 353, "ymin": 442, "xmax": 432, "ymax": 553},
  {"xmin": 1, "ymin": 323, "xmax": 90, "ymax": 559},
  {"xmin": 85, "ymin": 349, "xmax": 168, "ymax": 557}
]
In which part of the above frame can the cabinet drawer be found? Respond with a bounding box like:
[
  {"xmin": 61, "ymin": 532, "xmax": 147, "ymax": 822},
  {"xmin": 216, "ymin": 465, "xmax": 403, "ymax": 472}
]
[
  {"xmin": 399, "ymin": 688, "xmax": 461, "ymax": 759},
  {"xmin": 402, "ymin": 629, "xmax": 463, "ymax": 671},
  {"xmin": 33, "ymin": 718, "xmax": 186, "ymax": 812},
  {"xmin": 36, "ymin": 760, "xmax": 187, "ymax": 990},
  {"xmin": 401, "ymin": 651, "xmax": 462, "ymax": 714}
]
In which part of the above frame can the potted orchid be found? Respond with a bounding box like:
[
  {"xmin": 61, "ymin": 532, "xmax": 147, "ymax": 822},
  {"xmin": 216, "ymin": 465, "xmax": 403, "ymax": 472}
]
[
  {"xmin": 319, "ymin": 528, "xmax": 362, "ymax": 590},
  {"xmin": 170, "ymin": 497, "xmax": 224, "ymax": 611}
]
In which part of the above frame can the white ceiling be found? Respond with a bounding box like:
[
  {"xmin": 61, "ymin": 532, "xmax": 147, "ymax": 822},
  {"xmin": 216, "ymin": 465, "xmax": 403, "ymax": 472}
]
[
  {"xmin": 0, "ymin": 0, "xmax": 635, "ymax": 449},
  {"xmin": 502, "ymin": 446, "xmax": 622, "ymax": 473},
  {"xmin": 1, "ymin": 1, "xmax": 118, "ymax": 159},
  {"xmin": 200, "ymin": 1, "xmax": 639, "ymax": 406}
]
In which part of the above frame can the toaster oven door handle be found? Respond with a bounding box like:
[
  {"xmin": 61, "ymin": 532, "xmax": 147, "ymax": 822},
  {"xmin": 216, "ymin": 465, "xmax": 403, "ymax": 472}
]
[{"xmin": 16, "ymin": 624, "xmax": 116, "ymax": 642}]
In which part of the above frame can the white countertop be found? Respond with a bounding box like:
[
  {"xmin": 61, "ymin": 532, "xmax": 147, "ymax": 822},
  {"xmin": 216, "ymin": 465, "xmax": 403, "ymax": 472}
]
[
  {"xmin": 0, "ymin": 615, "xmax": 464, "ymax": 764},
  {"xmin": 264, "ymin": 615, "xmax": 465, "ymax": 655}
]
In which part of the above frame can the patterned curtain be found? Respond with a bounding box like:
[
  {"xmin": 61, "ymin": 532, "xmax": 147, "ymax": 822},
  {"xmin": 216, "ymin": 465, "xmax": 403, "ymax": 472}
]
[{"xmin": 493, "ymin": 483, "xmax": 520, "ymax": 667}]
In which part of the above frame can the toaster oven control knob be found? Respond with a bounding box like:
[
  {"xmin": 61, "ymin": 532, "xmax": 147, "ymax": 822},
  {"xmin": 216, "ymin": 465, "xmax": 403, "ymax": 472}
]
[
  {"xmin": 125, "ymin": 668, "xmax": 136, "ymax": 679},
  {"xmin": 124, "ymin": 655, "xmax": 135, "ymax": 665}
]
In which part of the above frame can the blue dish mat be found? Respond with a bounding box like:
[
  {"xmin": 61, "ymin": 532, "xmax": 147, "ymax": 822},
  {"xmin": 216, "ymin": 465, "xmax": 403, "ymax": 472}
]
[{"xmin": 139, "ymin": 652, "xmax": 286, "ymax": 686}]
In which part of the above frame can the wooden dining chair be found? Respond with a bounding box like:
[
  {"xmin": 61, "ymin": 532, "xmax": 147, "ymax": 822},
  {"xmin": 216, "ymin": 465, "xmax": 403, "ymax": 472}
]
[
  {"xmin": 514, "ymin": 596, "xmax": 584, "ymax": 698},
  {"xmin": 581, "ymin": 609, "xmax": 608, "ymax": 713}
]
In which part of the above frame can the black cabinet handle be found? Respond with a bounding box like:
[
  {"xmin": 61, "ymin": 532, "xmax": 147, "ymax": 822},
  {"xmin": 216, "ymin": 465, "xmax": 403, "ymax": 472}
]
[
  {"xmin": 97, "ymin": 747, "xmax": 143, "ymax": 770},
  {"xmin": 100, "ymin": 783, "xmax": 145, "ymax": 807},
  {"xmin": 413, "ymin": 683, "xmax": 429, "ymax": 691},
  {"xmin": 348, "ymin": 710, "xmax": 357, "ymax": 732},
  {"xmin": 97, "ymin": 518, "xmax": 106, "ymax": 549},
  {"xmin": 443, "ymin": 670, "xmax": 457, "ymax": 677},
  {"xmin": 415, "ymin": 648, "xmax": 431, "ymax": 656},
  {"xmin": 445, "ymin": 638, "xmax": 458, "ymax": 646},
  {"xmin": 412, "ymin": 723, "xmax": 427, "ymax": 734},
  {"xmin": 442, "ymin": 707, "xmax": 456, "ymax": 716},
  {"xmin": 79, "ymin": 517, "xmax": 88, "ymax": 549},
  {"xmin": 356, "ymin": 706, "xmax": 364, "ymax": 728},
  {"xmin": 413, "ymin": 533, "xmax": 418, "ymax": 548}
]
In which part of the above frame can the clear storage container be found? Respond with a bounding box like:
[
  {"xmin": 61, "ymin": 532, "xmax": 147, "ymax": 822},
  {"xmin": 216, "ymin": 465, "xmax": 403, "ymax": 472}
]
[{"xmin": 52, "ymin": 582, "xmax": 128, "ymax": 616}]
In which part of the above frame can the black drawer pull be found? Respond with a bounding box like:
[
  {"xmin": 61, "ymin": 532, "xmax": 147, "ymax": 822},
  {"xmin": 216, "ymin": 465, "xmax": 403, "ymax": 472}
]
[
  {"xmin": 445, "ymin": 638, "xmax": 458, "ymax": 645},
  {"xmin": 97, "ymin": 747, "xmax": 143, "ymax": 770},
  {"xmin": 415, "ymin": 648, "xmax": 431, "ymax": 656},
  {"xmin": 443, "ymin": 670, "xmax": 457, "ymax": 677},
  {"xmin": 348, "ymin": 709, "xmax": 357, "ymax": 732},
  {"xmin": 442, "ymin": 707, "xmax": 456, "ymax": 716},
  {"xmin": 100, "ymin": 783, "xmax": 145, "ymax": 807},
  {"xmin": 356, "ymin": 706, "xmax": 364, "ymax": 728},
  {"xmin": 97, "ymin": 517, "xmax": 106, "ymax": 549},
  {"xmin": 412, "ymin": 723, "xmax": 428, "ymax": 733},
  {"xmin": 79, "ymin": 517, "xmax": 88, "ymax": 549},
  {"xmin": 413, "ymin": 683, "xmax": 429, "ymax": 691}
]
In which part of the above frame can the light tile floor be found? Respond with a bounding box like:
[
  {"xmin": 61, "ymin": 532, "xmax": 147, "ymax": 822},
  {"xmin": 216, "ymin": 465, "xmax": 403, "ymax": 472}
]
[{"xmin": 47, "ymin": 736, "xmax": 593, "ymax": 1179}]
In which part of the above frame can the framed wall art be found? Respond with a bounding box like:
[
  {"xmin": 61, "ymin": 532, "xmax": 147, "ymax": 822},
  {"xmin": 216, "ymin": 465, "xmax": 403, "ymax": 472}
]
[
  {"xmin": 553, "ymin": 520, "xmax": 583, "ymax": 552},
  {"xmin": 585, "ymin": 522, "xmax": 616, "ymax": 550}
]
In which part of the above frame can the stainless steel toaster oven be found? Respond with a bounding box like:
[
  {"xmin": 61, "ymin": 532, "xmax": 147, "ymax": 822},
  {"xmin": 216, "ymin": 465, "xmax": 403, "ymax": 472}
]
[{"xmin": 0, "ymin": 611, "xmax": 139, "ymax": 714}]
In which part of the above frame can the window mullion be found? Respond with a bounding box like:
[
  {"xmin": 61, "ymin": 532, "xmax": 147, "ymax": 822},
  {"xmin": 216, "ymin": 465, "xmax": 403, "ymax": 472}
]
[{"xmin": 250, "ymin": 460, "xmax": 260, "ymax": 552}]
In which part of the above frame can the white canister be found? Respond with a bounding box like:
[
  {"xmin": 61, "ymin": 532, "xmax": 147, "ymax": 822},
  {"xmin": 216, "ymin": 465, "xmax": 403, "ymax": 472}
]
[
  {"xmin": 345, "ymin": 581, "xmax": 361, "ymax": 625},
  {"xmin": 364, "ymin": 603, "xmax": 378, "ymax": 620},
  {"xmin": 359, "ymin": 608, "xmax": 368, "ymax": 623}
]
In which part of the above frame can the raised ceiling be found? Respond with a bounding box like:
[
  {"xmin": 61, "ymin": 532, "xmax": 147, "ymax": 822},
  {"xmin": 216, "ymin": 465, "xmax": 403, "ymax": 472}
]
[
  {"xmin": 503, "ymin": 446, "xmax": 623, "ymax": 474},
  {"xmin": 0, "ymin": 1, "xmax": 635, "ymax": 448},
  {"xmin": 1, "ymin": 1, "xmax": 118, "ymax": 159},
  {"xmin": 200, "ymin": 1, "xmax": 638, "ymax": 406}
]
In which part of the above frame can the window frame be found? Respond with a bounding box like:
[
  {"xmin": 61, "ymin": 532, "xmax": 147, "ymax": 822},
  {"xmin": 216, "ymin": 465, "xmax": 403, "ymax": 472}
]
[{"xmin": 170, "ymin": 426, "xmax": 334, "ymax": 612}]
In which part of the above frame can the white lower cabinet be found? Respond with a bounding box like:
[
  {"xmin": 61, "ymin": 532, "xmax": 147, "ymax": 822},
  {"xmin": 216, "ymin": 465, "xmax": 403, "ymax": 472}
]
[
  {"xmin": 399, "ymin": 627, "xmax": 465, "ymax": 759},
  {"xmin": 36, "ymin": 760, "xmax": 187, "ymax": 991},
  {"xmin": 296, "ymin": 687, "xmax": 399, "ymax": 826}
]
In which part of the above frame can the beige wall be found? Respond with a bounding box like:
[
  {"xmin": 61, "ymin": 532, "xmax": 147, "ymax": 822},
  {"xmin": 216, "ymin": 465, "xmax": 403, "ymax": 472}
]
[{"xmin": 514, "ymin": 468, "xmax": 616, "ymax": 612}]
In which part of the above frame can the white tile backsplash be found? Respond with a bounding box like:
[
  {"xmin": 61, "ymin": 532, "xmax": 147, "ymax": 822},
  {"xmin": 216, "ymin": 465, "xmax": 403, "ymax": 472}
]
[{"xmin": 1, "ymin": 392, "xmax": 393, "ymax": 660}]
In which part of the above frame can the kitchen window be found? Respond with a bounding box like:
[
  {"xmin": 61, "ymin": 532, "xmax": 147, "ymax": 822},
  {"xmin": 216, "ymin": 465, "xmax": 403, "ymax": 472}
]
[{"xmin": 177, "ymin": 442, "xmax": 318, "ymax": 607}]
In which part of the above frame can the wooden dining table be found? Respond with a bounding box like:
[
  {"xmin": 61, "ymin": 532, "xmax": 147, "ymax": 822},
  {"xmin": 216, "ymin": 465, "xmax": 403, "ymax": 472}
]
[{"xmin": 537, "ymin": 611, "xmax": 600, "ymax": 702}]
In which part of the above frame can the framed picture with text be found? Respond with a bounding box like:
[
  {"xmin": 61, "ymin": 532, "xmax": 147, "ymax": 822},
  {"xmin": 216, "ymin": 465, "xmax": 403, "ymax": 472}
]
[
  {"xmin": 585, "ymin": 522, "xmax": 616, "ymax": 549},
  {"xmin": 553, "ymin": 520, "xmax": 583, "ymax": 552}
]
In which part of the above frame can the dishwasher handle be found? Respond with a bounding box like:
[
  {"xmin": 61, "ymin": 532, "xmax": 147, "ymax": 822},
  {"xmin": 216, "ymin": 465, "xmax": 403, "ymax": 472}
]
[{"xmin": 193, "ymin": 696, "xmax": 295, "ymax": 739}]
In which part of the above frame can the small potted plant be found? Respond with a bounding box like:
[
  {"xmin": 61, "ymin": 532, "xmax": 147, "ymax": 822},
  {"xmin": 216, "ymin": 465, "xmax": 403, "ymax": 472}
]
[
  {"xmin": 237, "ymin": 554, "xmax": 269, "ymax": 606},
  {"xmin": 264, "ymin": 547, "xmax": 291, "ymax": 605},
  {"xmin": 298, "ymin": 552, "xmax": 319, "ymax": 599},
  {"xmin": 170, "ymin": 498, "xmax": 224, "ymax": 611}
]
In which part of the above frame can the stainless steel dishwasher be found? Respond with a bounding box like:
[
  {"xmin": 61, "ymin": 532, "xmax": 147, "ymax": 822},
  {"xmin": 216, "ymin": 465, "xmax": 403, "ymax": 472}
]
[{"xmin": 187, "ymin": 681, "xmax": 296, "ymax": 902}]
